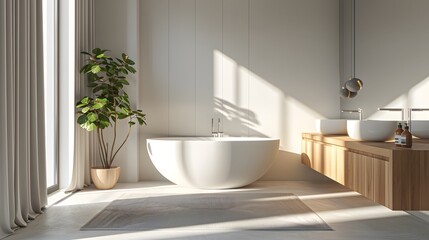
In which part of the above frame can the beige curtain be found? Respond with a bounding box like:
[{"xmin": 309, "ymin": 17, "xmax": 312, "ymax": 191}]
[
  {"xmin": 0, "ymin": 0, "xmax": 47, "ymax": 238},
  {"xmin": 65, "ymin": 0, "xmax": 96, "ymax": 193}
]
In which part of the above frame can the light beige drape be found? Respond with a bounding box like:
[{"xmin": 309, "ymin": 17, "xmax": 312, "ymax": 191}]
[
  {"xmin": 0, "ymin": 0, "xmax": 47, "ymax": 238},
  {"xmin": 65, "ymin": 0, "xmax": 96, "ymax": 193}
]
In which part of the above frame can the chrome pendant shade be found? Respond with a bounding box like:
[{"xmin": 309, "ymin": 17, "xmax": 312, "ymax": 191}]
[
  {"xmin": 345, "ymin": 77, "xmax": 363, "ymax": 92},
  {"xmin": 340, "ymin": 85, "xmax": 357, "ymax": 98}
]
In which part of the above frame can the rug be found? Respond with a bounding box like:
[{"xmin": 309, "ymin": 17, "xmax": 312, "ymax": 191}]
[{"xmin": 81, "ymin": 192, "xmax": 331, "ymax": 231}]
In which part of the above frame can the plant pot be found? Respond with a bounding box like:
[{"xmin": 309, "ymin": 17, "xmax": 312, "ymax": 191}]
[{"xmin": 91, "ymin": 166, "xmax": 120, "ymax": 190}]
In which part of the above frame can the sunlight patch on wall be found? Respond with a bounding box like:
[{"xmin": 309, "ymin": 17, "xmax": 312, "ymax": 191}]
[
  {"xmin": 249, "ymin": 70, "xmax": 283, "ymax": 139},
  {"xmin": 283, "ymin": 96, "xmax": 324, "ymax": 153},
  {"xmin": 214, "ymin": 50, "xmax": 326, "ymax": 153},
  {"xmin": 366, "ymin": 76, "xmax": 429, "ymax": 121}
]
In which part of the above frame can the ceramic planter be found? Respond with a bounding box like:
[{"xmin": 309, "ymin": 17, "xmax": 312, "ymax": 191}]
[{"xmin": 90, "ymin": 166, "xmax": 120, "ymax": 190}]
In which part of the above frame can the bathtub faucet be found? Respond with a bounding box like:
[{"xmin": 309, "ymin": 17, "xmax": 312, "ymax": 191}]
[{"xmin": 211, "ymin": 118, "xmax": 223, "ymax": 137}]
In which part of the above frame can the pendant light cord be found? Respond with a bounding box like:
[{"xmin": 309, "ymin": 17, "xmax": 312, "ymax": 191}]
[
  {"xmin": 352, "ymin": 0, "xmax": 356, "ymax": 78},
  {"xmin": 348, "ymin": 0, "xmax": 355, "ymax": 80}
]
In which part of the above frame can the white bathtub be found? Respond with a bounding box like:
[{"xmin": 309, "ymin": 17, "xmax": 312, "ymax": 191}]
[{"xmin": 147, "ymin": 137, "xmax": 279, "ymax": 189}]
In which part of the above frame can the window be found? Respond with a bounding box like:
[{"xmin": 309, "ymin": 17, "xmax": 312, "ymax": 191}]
[{"xmin": 43, "ymin": 0, "xmax": 58, "ymax": 193}]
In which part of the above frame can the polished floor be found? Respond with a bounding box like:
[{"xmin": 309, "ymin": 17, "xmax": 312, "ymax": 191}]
[{"xmin": 7, "ymin": 181, "xmax": 429, "ymax": 240}]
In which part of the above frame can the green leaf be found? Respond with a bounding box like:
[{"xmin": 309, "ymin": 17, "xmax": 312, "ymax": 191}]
[
  {"xmin": 128, "ymin": 121, "xmax": 136, "ymax": 126},
  {"xmin": 99, "ymin": 114, "xmax": 110, "ymax": 122},
  {"xmin": 92, "ymin": 98, "xmax": 107, "ymax": 109},
  {"xmin": 82, "ymin": 107, "xmax": 90, "ymax": 113},
  {"xmin": 90, "ymin": 65, "xmax": 101, "ymax": 74},
  {"xmin": 125, "ymin": 65, "xmax": 136, "ymax": 73},
  {"xmin": 76, "ymin": 103, "xmax": 88, "ymax": 108},
  {"xmin": 118, "ymin": 113, "xmax": 128, "ymax": 119},
  {"xmin": 93, "ymin": 102, "xmax": 104, "ymax": 109},
  {"xmin": 96, "ymin": 53, "xmax": 105, "ymax": 59},
  {"xmin": 92, "ymin": 48, "xmax": 101, "ymax": 54},
  {"xmin": 81, "ymin": 122, "xmax": 97, "ymax": 131},
  {"xmin": 121, "ymin": 107, "xmax": 130, "ymax": 115},
  {"xmin": 126, "ymin": 59, "xmax": 135, "ymax": 65},
  {"xmin": 137, "ymin": 117, "xmax": 146, "ymax": 125},
  {"xmin": 99, "ymin": 121, "xmax": 110, "ymax": 128},
  {"xmin": 118, "ymin": 80, "xmax": 129, "ymax": 85},
  {"xmin": 97, "ymin": 98, "xmax": 108, "ymax": 104},
  {"xmin": 77, "ymin": 114, "xmax": 88, "ymax": 124},
  {"xmin": 81, "ymin": 97, "xmax": 89, "ymax": 104},
  {"xmin": 87, "ymin": 112, "xmax": 97, "ymax": 122},
  {"xmin": 115, "ymin": 57, "xmax": 124, "ymax": 64},
  {"xmin": 81, "ymin": 51, "xmax": 91, "ymax": 56}
]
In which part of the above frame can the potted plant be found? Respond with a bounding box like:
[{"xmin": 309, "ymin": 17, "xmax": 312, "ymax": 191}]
[{"xmin": 76, "ymin": 48, "xmax": 146, "ymax": 189}]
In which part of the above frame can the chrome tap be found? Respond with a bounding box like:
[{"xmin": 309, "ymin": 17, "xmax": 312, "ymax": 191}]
[
  {"xmin": 408, "ymin": 108, "xmax": 429, "ymax": 131},
  {"xmin": 341, "ymin": 108, "xmax": 363, "ymax": 120},
  {"xmin": 211, "ymin": 118, "xmax": 223, "ymax": 137},
  {"xmin": 377, "ymin": 107, "xmax": 405, "ymax": 121}
]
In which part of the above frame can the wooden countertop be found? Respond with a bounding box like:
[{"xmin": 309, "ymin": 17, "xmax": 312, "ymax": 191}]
[{"xmin": 302, "ymin": 133, "xmax": 429, "ymax": 160}]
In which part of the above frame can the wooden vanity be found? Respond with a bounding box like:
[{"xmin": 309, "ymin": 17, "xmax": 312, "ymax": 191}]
[{"xmin": 301, "ymin": 133, "xmax": 429, "ymax": 210}]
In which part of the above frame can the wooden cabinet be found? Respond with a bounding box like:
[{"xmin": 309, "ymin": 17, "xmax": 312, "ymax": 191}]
[
  {"xmin": 344, "ymin": 151, "xmax": 389, "ymax": 206},
  {"xmin": 302, "ymin": 133, "xmax": 429, "ymax": 210},
  {"xmin": 301, "ymin": 138, "xmax": 346, "ymax": 184}
]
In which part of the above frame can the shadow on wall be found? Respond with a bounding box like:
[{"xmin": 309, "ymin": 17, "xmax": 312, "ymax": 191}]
[{"xmin": 214, "ymin": 97, "xmax": 259, "ymax": 135}]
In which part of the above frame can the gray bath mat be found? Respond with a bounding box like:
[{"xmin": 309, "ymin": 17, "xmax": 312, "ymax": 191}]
[{"xmin": 81, "ymin": 192, "xmax": 331, "ymax": 231}]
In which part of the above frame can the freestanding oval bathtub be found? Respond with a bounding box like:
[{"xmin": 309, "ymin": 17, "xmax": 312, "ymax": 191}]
[{"xmin": 147, "ymin": 137, "xmax": 279, "ymax": 189}]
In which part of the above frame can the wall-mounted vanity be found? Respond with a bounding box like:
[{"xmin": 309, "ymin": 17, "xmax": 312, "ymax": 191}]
[{"xmin": 301, "ymin": 133, "xmax": 429, "ymax": 210}]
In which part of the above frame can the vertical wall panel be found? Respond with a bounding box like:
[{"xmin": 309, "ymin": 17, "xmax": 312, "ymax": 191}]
[
  {"xmin": 140, "ymin": 0, "xmax": 169, "ymax": 136},
  {"xmin": 249, "ymin": 0, "xmax": 339, "ymax": 149},
  {"xmin": 169, "ymin": 0, "xmax": 196, "ymax": 136},
  {"xmin": 249, "ymin": 0, "xmax": 339, "ymax": 180},
  {"xmin": 95, "ymin": 0, "xmax": 141, "ymax": 182},
  {"xmin": 139, "ymin": 0, "xmax": 169, "ymax": 180},
  {"xmin": 222, "ymin": 0, "xmax": 249, "ymax": 137},
  {"xmin": 195, "ymin": 0, "xmax": 222, "ymax": 136}
]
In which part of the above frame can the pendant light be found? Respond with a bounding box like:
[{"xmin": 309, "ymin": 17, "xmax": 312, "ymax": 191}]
[{"xmin": 341, "ymin": 0, "xmax": 363, "ymax": 98}]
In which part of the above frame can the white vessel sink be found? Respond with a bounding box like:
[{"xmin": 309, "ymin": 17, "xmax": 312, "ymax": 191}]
[
  {"xmin": 316, "ymin": 119, "xmax": 347, "ymax": 135},
  {"xmin": 411, "ymin": 120, "xmax": 429, "ymax": 139},
  {"xmin": 347, "ymin": 120, "xmax": 396, "ymax": 141}
]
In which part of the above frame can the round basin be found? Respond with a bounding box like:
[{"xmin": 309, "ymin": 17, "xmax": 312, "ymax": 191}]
[
  {"xmin": 411, "ymin": 120, "xmax": 429, "ymax": 139},
  {"xmin": 316, "ymin": 119, "xmax": 347, "ymax": 135},
  {"xmin": 347, "ymin": 120, "xmax": 396, "ymax": 141}
]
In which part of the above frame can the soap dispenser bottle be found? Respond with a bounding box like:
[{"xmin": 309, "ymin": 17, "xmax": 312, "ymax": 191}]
[
  {"xmin": 401, "ymin": 123, "xmax": 412, "ymax": 148},
  {"xmin": 395, "ymin": 122, "xmax": 403, "ymax": 147}
]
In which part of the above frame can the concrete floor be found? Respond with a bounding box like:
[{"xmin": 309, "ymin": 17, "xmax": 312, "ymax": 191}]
[{"xmin": 6, "ymin": 181, "xmax": 429, "ymax": 240}]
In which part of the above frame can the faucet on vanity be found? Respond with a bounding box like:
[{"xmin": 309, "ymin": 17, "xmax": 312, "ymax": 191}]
[
  {"xmin": 377, "ymin": 107, "xmax": 429, "ymax": 131},
  {"xmin": 211, "ymin": 118, "xmax": 223, "ymax": 137},
  {"xmin": 408, "ymin": 108, "xmax": 429, "ymax": 131},
  {"xmin": 341, "ymin": 108, "xmax": 363, "ymax": 120},
  {"xmin": 377, "ymin": 108, "xmax": 405, "ymax": 121}
]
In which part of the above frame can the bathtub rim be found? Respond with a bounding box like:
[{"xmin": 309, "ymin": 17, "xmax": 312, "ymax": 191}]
[{"xmin": 147, "ymin": 136, "xmax": 280, "ymax": 142}]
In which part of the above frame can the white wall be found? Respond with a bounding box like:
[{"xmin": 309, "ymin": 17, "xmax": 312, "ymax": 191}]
[
  {"xmin": 340, "ymin": 0, "xmax": 429, "ymax": 120},
  {"xmin": 95, "ymin": 0, "xmax": 341, "ymax": 182},
  {"xmin": 95, "ymin": 0, "xmax": 141, "ymax": 182}
]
